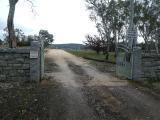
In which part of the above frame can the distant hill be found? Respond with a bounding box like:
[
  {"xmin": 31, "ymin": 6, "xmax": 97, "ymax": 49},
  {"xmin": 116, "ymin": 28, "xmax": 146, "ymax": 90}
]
[{"xmin": 49, "ymin": 43, "xmax": 85, "ymax": 50}]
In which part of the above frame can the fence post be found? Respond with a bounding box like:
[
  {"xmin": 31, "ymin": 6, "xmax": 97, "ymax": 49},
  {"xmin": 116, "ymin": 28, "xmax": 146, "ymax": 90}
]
[
  {"xmin": 40, "ymin": 39, "xmax": 44, "ymax": 79},
  {"xmin": 30, "ymin": 41, "xmax": 41, "ymax": 82},
  {"xmin": 132, "ymin": 47, "xmax": 142, "ymax": 80}
]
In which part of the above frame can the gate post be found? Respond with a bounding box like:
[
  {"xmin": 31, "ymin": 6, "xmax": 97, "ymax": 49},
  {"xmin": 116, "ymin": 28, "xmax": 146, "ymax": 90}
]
[
  {"xmin": 116, "ymin": 0, "xmax": 142, "ymax": 80},
  {"xmin": 40, "ymin": 39, "xmax": 44, "ymax": 79},
  {"xmin": 30, "ymin": 41, "xmax": 41, "ymax": 82},
  {"xmin": 131, "ymin": 47, "xmax": 142, "ymax": 80}
]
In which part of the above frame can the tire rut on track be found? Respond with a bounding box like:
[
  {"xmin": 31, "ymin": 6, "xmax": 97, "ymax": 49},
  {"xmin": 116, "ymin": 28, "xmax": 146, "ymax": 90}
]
[
  {"xmin": 66, "ymin": 60, "xmax": 127, "ymax": 120},
  {"xmin": 45, "ymin": 49, "xmax": 160, "ymax": 120}
]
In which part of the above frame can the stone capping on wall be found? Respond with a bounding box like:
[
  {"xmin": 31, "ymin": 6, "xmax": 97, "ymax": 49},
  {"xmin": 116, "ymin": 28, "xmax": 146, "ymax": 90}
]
[{"xmin": 0, "ymin": 48, "xmax": 30, "ymax": 54}]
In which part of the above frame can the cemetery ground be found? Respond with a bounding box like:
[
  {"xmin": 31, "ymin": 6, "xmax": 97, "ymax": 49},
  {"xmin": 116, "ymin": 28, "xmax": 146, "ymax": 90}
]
[{"xmin": 0, "ymin": 49, "xmax": 160, "ymax": 120}]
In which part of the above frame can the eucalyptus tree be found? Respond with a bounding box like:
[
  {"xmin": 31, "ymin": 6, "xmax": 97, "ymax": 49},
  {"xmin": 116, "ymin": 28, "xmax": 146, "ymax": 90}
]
[
  {"xmin": 86, "ymin": 0, "xmax": 112, "ymax": 53},
  {"xmin": 39, "ymin": 30, "xmax": 54, "ymax": 47},
  {"xmin": 134, "ymin": 0, "xmax": 160, "ymax": 51},
  {"xmin": 0, "ymin": 39, "xmax": 3, "ymax": 45},
  {"xmin": 86, "ymin": 0, "xmax": 127, "ymax": 53},
  {"xmin": 7, "ymin": 0, "xmax": 34, "ymax": 48},
  {"xmin": 84, "ymin": 34, "xmax": 103, "ymax": 54},
  {"xmin": 8, "ymin": 0, "xmax": 18, "ymax": 48}
]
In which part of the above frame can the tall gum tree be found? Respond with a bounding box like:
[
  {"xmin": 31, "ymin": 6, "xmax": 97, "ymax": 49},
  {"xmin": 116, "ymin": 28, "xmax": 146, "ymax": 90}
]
[
  {"xmin": 8, "ymin": 0, "xmax": 18, "ymax": 48},
  {"xmin": 7, "ymin": 0, "xmax": 34, "ymax": 48}
]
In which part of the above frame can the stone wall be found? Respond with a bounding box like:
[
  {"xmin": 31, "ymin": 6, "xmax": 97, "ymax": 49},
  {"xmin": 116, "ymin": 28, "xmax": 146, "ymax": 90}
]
[
  {"xmin": 0, "ymin": 40, "xmax": 44, "ymax": 82},
  {"xmin": 0, "ymin": 48, "xmax": 30, "ymax": 81},
  {"xmin": 141, "ymin": 54, "xmax": 160, "ymax": 80}
]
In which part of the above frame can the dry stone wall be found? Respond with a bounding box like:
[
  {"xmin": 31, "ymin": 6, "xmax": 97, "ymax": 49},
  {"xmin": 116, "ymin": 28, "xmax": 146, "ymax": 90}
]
[
  {"xmin": 0, "ymin": 40, "xmax": 44, "ymax": 82},
  {"xmin": 141, "ymin": 54, "xmax": 160, "ymax": 80},
  {"xmin": 0, "ymin": 48, "xmax": 30, "ymax": 81}
]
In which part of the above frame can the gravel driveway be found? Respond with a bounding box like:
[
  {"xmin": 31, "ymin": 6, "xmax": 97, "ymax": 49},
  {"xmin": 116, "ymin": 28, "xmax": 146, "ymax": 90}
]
[{"xmin": 45, "ymin": 49, "xmax": 160, "ymax": 120}]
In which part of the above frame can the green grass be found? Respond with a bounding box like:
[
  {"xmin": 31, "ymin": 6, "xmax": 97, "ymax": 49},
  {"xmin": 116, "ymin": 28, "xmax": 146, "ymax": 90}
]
[
  {"xmin": 89, "ymin": 60, "xmax": 116, "ymax": 73},
  {"xmin": 68, "ymin": 50, "xmax": 116, "ymax": 63},
  {"xmin": 108, "ymin": 52, "xmax": 116, "ymax": 63},
  {"xmin": 130, "ymin": 80, "xmax": 160, "ymax": 95}
]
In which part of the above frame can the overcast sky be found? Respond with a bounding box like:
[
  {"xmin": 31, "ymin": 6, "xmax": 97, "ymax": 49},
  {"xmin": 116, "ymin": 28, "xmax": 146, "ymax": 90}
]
[{"xmin": 0, "ymin": 0, "xmax": 98, "ymax": 44}]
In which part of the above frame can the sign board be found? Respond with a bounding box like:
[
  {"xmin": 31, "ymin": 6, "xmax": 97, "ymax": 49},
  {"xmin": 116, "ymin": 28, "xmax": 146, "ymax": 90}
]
[{"xmin": 30, "ymin": 50, "xmax": 39, "ymax": 58}]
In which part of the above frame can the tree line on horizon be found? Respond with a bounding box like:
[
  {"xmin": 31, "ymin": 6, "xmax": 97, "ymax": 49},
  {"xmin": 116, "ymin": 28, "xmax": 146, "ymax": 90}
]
[{"xmin": 84, "ymin": 0, "xmax": 160, "ymax": 54}]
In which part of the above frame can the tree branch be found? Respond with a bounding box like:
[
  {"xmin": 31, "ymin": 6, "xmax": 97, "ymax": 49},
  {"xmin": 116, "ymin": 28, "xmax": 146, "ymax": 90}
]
[{"xmin": 25, "ymin": 0, "xmax": 37, "ymax": 15}]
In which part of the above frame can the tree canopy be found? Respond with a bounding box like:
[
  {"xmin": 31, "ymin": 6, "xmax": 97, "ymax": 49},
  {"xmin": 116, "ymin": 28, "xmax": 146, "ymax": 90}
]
[
  {"xmin": 85, "ymin": 0, "xmax": 160, "ymax": 52},
  {"xmin": 39, "ymin": 30, "xmax": 54, "ymax": 47}
]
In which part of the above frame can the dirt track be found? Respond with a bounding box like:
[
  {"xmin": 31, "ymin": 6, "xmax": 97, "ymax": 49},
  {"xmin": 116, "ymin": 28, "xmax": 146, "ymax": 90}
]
[{"xmin": 45, "ymin": 49, "xmax": 160, "ymax": 120}]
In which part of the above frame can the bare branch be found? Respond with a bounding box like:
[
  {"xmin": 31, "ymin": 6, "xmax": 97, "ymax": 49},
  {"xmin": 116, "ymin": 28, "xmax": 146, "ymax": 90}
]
[{"xmin": 25, "ymin": 0, "xmax": 37, "ymax": 16}]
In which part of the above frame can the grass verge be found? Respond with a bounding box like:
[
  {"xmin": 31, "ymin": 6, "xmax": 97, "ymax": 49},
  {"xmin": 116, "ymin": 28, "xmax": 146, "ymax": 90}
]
[
  {"xmin": 129, "ymin": 80, "xmax": 160, "ymax": 96},
  {"xmin": 68, "ymin": 50, "xmax": 116, "ymax": 63}
]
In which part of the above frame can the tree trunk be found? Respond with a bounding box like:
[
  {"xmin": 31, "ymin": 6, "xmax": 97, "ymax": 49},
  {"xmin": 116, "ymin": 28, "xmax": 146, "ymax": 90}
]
[
  {"xmin": 7, "ymin": 0, "xmax": 18, "ymax": 48},
  {"xmin": 144, "ymin": 37, "xmax": 149, "ymax": 52},
  {"xmin": 96, "ymin": 49, "xmax": 100, "ymax": 54}
]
